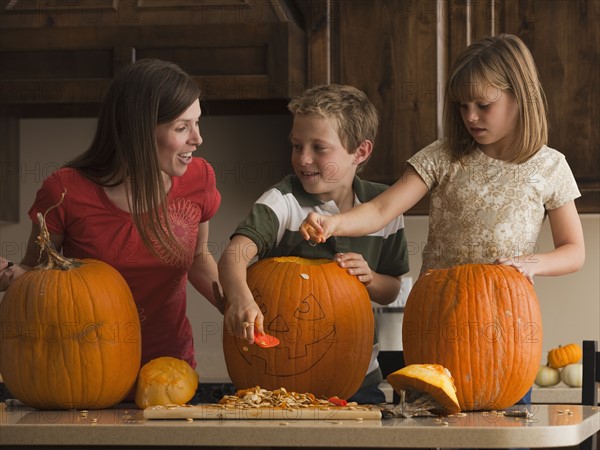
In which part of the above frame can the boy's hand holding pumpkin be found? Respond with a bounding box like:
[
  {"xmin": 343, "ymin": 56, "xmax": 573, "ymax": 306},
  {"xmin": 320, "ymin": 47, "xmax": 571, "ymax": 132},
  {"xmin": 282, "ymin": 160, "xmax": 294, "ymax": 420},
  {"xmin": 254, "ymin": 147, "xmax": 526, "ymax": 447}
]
[{"xmin": 335, "ymin": 252, "xmax": 373, "ymax": 286}]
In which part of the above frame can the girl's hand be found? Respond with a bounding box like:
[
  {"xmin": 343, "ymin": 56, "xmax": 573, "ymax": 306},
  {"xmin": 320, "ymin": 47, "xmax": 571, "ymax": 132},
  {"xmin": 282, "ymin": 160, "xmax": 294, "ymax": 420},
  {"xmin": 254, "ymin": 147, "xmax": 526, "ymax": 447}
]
[
  {"xmin": 223, "ymin": 294, "xmax": 264, "ymax": 345},
  {"xmin": 495, "ymin": 257, "xmax": 534, "ymax": 285},
  {"xmin": 334, "ymin": 252, "xmax": 373, "ymax": 286},
  {"xmin": 299, "ymin": 213, "xmax": 337, "ymax": 244}
]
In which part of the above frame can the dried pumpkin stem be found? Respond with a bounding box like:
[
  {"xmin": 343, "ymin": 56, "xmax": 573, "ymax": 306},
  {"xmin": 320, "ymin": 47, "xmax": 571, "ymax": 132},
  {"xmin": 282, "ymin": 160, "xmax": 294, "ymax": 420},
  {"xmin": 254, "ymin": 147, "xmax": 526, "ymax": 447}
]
[{"xmin": 36, "ymin": 189, "xmax": 79, "ymax": 270}]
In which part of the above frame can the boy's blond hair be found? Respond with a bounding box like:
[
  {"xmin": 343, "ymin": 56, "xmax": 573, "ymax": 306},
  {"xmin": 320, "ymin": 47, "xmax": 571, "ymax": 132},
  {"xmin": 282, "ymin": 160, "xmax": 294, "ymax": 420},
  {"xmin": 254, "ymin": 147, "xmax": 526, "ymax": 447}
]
[
  {"xmin": 443, "ymin": 33, "xmax": 548, "ymax": 163},
  {"xmin": 288, "ymin": 84, "xmax": 379, "ymax": 169}
]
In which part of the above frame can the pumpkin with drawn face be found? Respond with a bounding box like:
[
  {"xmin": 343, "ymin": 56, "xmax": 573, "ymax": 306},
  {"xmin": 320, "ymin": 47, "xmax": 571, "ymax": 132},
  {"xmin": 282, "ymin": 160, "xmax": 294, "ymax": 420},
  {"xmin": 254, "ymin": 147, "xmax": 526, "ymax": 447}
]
[{"xmin": 223, "ymin": 257, "xmax": 374, "ymax": 399}]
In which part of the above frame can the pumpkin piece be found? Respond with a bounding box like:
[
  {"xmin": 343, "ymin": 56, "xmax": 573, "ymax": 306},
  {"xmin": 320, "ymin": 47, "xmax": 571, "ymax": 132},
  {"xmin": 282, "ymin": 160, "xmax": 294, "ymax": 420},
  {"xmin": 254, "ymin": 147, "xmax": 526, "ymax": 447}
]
[
  {"xmin": 402, "ymin": 264, "xmax": 543, "ymax": 411},
  {"xmin": 135, "ymin": 356, "xmax": 199, "ymax": 408},
  {"xmin": 534, "ymin": 365, "xmax": 561, "ymax": 387},
  {"xmin": 253, "ymin": 329, "xmax": 280, "ymax": 348},
  {"xmin": 0, "ymin": 202, "xmax": 141, "ymax": 410},
  {"xmin": 223, "ymin": 256, "xmax": 374, "ymax": 400},
  {"xmin": 560, "ymin": 363, "xmax": 583, "ymax": 387},
  {"xmin": 387, "ymin": 364, "xmax": 461, "ymax": 415},
  {"xmin": 547, "ymin": 343, "xmax": 582, "ymax": 369}
]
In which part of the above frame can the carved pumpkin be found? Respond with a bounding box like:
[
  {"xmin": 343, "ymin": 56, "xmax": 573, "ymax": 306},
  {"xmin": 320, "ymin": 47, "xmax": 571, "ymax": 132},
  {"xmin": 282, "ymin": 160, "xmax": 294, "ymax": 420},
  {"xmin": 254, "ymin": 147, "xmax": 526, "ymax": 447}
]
[
  {"xmin": 547, "ymin": 343, "xmax": 582, "ymax": 369},
  {"xmin": 223, "ymin": 256, "xmax": 374, "ymax": 399},
  {"xmin": 402, "ymin": 264, "xmax": 543, "ymax": 411},
  {"xmin": 0, "ymin": 206, "xmax": 141, "ymax": 409}
]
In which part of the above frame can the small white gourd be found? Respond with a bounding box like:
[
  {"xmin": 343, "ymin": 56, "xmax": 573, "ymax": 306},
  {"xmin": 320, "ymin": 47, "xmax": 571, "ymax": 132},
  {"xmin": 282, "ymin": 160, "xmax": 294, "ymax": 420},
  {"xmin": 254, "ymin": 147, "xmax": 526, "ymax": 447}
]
[
  {"xmin": 534, "ymin": 365, "xmax": 561, "ymax": 387},
  {"xmin": 560, "ymin": 363, "xmax": 583, "ymax": 387}
]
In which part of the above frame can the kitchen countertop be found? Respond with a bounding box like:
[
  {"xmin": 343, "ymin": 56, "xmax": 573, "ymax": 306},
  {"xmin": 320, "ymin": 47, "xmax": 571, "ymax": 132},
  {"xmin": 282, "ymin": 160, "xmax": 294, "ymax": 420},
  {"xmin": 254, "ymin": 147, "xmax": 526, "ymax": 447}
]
[
  {"xmin": 379, "ymin": 381, "xmax": 599, "ymax": 405},
  {"xmin": 1, "ymin": 402, "xmax": 598, "ymax": 448},
  {"xmin": 532, "ymin": 383, "xmax": 599, "ymax": 404}
]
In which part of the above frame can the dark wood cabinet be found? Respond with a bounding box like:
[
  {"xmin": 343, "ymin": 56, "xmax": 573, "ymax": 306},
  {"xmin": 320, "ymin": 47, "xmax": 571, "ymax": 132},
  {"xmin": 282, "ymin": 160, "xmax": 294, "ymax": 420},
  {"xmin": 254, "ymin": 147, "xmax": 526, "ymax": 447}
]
[
  {"xmin": 322, "ymin": 0, "xmax": 599, "ymax": 214},
  {"xmin": 0, "ymin": 0, "xmax": 307, "ymax": 222},
  {"xmin": 1, "ymin": 0, "xmax": 598, "ymax": 222},
  {"xmin": 0, "ymin": 0, "xmax": 306, "ymax": 112}
]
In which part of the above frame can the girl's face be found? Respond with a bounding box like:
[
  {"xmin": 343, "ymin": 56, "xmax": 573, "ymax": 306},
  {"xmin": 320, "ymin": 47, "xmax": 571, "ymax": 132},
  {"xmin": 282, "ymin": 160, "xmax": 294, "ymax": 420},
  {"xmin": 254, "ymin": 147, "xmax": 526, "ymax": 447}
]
[
  {"xmin": 290, "ymin": 115, "xmax": 361, "ymax": 204},
  {"xmin": 155, "ymin": 99, "xmax": 202, "ymax": 177},
  {"xmin": 459, "ymin": 86, "xmax": 519, "ymax": 158}
]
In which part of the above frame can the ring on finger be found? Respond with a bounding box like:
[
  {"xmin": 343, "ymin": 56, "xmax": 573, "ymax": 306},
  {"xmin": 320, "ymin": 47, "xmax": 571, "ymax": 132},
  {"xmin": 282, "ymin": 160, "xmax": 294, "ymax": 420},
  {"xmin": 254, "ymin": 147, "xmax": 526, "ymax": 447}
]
[{"xmin": 242, "ymin": 321, "xmax": 253, "ymax": 328}]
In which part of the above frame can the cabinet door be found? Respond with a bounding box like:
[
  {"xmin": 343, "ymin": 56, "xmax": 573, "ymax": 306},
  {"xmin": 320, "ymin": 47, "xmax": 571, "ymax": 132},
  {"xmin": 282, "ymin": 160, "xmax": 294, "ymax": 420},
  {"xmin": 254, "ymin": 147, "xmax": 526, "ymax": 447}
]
[
  {"xmin": 499, "ymin": 0, "xmax": 599, "ymax": 213},
  {"xmin": 330, "ymin": 0, "xmax": 599, "ymax": 213},
  {"xmin": 333, "ymin": 0, "xmax": 439, "ymax": 191}
]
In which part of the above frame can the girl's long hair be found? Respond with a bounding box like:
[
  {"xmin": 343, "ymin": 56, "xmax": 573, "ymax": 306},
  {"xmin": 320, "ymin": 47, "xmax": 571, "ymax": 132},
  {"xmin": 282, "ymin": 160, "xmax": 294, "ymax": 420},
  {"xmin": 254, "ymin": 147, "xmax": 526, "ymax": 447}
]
[
  {"xmin": 66, "ymin": 59, "xmax": 200, "ymax": 259},
  {"xmin": 444, "ymin": 34, "xmax": 548, "ymax": 163}
]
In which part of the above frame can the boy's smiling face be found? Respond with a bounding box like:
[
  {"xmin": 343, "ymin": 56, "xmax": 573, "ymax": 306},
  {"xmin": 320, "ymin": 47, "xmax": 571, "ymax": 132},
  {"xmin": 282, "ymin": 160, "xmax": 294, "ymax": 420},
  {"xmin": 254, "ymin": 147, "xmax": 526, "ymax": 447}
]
[{"xmin": 290, "ymin": 115, "xmax": 365, "ymax": 206}]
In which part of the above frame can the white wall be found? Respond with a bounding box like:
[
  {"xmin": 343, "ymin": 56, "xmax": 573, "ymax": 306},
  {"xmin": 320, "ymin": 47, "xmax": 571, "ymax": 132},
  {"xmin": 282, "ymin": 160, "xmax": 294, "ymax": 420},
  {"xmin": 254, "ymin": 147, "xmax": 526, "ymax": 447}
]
[{"xmin": 1, "ymin": 117, "xmax": 598, "ymax": 381}]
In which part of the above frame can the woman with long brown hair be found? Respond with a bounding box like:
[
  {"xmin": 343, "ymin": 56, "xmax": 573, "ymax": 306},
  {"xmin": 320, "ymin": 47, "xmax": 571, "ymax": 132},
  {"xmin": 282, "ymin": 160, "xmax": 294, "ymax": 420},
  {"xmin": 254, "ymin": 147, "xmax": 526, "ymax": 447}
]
[{"xmin": 0, "ymin": 59, "xmax": 223, "ymax": 371}]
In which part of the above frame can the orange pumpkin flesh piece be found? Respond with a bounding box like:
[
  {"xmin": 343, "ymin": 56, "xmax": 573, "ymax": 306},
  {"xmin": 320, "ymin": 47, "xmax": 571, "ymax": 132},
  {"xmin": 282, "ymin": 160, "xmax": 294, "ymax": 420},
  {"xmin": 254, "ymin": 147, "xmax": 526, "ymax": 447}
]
[
  {"xmin": 387, "ymin": 364, "xmax": 461, "ymax": 415},
  {"xmin": 254, "ymin": 329, "xmax": 280, "ymax": 348}
]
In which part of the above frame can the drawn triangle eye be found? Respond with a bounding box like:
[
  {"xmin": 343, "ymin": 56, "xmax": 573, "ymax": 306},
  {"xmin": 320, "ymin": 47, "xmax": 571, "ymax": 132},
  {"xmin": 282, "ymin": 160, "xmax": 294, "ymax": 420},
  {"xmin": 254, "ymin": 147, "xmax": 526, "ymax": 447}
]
[{"xmin": 267, "ymin": 314, "xmax": 289, "ymax": 333}]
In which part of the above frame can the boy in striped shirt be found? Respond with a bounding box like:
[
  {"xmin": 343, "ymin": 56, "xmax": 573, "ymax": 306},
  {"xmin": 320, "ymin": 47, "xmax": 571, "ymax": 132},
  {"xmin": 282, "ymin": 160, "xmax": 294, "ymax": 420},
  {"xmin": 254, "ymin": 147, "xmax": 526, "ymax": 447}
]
[{"xmin": 218, "ymin": 84, "xmax": 409, "ymax": 404}]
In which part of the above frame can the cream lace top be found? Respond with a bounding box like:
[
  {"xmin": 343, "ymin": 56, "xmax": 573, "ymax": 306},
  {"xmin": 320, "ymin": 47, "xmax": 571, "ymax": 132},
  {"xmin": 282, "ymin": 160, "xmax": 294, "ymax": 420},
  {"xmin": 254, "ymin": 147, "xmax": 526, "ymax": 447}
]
[{"xmin": 408, "ymin": 140, "xmax": 580, "ymax": 272}]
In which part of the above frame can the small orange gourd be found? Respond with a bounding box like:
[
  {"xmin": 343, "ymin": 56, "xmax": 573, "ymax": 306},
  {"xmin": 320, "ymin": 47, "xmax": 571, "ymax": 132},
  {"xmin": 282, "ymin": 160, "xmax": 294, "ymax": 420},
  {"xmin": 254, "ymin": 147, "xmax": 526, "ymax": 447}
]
[
  {"xmin": 223, "ymin": 256, "xmax": 374, "ymax": 400},
  {"xmin": 547, "ymin": 343, "xmax": 582, "ymax": 369},
  {"xmin": 0, "ymin": 194, "xmax": 141, "ymax": 409}
]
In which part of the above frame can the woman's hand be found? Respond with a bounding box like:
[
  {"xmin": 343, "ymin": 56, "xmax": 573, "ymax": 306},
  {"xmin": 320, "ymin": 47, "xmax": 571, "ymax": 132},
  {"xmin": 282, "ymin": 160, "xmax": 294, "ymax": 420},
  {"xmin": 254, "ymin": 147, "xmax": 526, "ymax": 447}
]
[
  {"xmin": 299, "ymin": 212, "xmax": 338, "ymax": 244},
  {"xmin": 334, "ymin": 252, "xmax": 373, "ymax": 286},
  {"xmin": 495, "ymin": 257, "xmax": 534, "ymax": 285},
  {"xmin": 0, "ymin": 258, "xmax": 28, "ymax": 292}
]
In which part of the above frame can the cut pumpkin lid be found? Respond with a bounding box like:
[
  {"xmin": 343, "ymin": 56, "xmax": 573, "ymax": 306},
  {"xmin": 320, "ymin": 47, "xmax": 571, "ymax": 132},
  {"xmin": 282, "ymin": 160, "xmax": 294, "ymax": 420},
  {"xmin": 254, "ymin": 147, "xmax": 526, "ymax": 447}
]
[{"xmin": 387, "ymin": 364, "xmax": 461, "ymax": 415}]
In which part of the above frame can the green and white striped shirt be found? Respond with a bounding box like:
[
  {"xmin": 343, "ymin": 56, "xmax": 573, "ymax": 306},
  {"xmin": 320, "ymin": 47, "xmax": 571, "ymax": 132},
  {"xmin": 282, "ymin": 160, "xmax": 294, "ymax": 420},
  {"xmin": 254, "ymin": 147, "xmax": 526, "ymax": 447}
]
[
  {"xmin": 235, "ymin": 174, "xmax": 409, "ymax": 275},
  {"xmin": 233, "ymin": 174, "xmax": 410, "ymax": 389}
]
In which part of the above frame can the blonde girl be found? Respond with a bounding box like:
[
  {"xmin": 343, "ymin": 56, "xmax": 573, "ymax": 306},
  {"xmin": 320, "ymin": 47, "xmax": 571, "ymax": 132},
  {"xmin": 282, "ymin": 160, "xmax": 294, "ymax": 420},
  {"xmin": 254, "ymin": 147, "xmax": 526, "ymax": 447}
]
[{"xmin": 300, "ymin": 34, "xmax": 584, "ymax": 283}]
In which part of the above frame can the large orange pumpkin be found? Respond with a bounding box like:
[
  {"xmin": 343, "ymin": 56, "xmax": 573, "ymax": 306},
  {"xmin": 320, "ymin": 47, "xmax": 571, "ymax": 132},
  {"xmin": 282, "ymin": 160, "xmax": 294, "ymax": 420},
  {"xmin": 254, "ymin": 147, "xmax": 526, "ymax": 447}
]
[
  {"xmin": 223, "ymin": 256, "xmax": 373, "ymax": 399},
  {"xmin": 402, "ymin": 264, "xmax": 543, "ymax": 411},
  {"xmin": 0, "ymin": 209, "xmax": 141, "ymax": 409}
]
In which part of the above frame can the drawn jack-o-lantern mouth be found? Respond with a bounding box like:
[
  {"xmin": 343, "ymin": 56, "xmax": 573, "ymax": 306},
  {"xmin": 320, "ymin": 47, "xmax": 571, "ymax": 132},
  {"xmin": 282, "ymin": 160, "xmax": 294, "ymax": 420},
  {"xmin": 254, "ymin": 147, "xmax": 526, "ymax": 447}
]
[{"xmin": 234, "ymin": 292, "xmax": 337, "ymax": 376}]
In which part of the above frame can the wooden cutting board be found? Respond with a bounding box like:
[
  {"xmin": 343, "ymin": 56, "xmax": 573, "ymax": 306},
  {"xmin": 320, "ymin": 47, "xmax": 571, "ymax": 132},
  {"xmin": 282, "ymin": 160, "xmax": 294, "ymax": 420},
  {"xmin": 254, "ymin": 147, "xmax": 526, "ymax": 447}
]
[{"xmin": 143, "ymin": 404, "xmax": 382, "ymax": 420}]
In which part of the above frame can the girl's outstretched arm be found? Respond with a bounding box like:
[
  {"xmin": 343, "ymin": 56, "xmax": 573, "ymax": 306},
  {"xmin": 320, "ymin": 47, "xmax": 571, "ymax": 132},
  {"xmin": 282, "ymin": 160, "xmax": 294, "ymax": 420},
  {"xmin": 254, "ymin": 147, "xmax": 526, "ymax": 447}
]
[{"xmin": 300, "ymin": 166, "xmax": 429, "ymax": 242}]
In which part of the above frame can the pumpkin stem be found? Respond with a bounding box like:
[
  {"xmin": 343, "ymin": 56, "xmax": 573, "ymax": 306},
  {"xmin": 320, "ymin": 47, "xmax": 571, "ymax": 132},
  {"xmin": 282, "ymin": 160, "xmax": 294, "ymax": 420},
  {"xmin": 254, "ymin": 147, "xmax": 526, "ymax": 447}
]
[{"xmin": 36, "ymin": 190, "xmax": 80, "ymax": 271}]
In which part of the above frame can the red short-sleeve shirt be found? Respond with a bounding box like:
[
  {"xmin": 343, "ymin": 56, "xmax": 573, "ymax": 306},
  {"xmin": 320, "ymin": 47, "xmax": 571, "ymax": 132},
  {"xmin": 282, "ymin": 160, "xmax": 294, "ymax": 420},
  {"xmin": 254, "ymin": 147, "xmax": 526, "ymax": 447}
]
[{"xmin": 28, "ymin": 158, "xmax": 221, "ymax": 368}]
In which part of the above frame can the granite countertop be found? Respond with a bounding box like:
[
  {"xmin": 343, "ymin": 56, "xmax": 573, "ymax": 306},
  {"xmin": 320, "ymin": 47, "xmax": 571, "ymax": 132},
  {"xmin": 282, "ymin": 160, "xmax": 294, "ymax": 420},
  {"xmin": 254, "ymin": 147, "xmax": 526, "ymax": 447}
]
[{"xmin": 1, "ymin": 402, "xmax": 598, "ymax": 448}]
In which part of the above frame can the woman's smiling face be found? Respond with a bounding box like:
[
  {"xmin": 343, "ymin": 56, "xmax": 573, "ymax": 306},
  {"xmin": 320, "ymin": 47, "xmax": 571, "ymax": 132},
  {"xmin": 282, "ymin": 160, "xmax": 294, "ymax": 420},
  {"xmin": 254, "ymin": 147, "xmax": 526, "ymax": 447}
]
[{"xmin": 155, "ymin": 99, "xmax": 202, "ymax": 177}]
